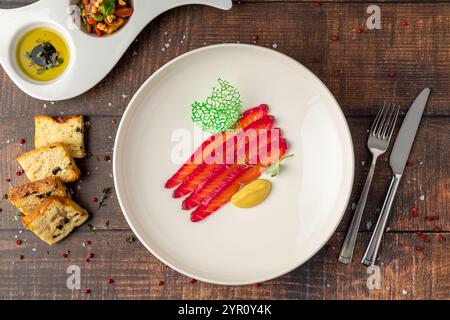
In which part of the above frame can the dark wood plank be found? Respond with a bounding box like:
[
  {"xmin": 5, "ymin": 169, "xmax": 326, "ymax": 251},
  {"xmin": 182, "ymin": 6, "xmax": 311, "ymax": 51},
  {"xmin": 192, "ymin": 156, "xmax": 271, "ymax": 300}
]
[
  {"xmin": 1, "ymin": 117, "xmax": 448, "ymax": 231},
  {"xmin": 1, "ymin": 0, "xmax": 447, "ymax": 8},
  {"xmin": 0, "ymin": 230, "xmax": 448, "ymax": 299},
  {"xmin": 0, "ymin": 2, "xmax": 449, "ymax": 116},
  {"xmin": 0, "ymin": 0, "xmax": 448, "ymax": 300}
]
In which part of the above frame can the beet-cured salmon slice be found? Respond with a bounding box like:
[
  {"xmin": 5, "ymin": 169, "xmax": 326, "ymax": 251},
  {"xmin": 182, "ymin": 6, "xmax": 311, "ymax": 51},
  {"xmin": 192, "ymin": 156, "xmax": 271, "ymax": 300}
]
[
  {"xmin": 254, "ymin": 129, "xmax": 287, "ymax": 167},
  {"xmin": 181, "ymin": 118, "xmax": 275, "ymax": 209},
  {"xmin": 238, "ymin": 166, "xmax": 262, "ymax": 184},
  {"xmin": 190, "ymin": 166, "xmax": 261, "ymax": 222},
  {"xmin": 238, "ymin": 104, "xmax": 268, "ymax": 128},
  {"xmin": 165, "ymin": 105, "xmax": 270, "ymax": 189},
  {"xmin": 216, "ymin": 115, "xmax": 275, "ymax": 164},
  {"xmin": 164, "ymin": 138, "xmax": 215, "ymax": 188},
  {"xmin": 182, "ymin": 164, "xmax": 235, "ymax": 210},
  {"xmin": 172, "ymin": 163, "xmax": 216, "ymax": 198}
]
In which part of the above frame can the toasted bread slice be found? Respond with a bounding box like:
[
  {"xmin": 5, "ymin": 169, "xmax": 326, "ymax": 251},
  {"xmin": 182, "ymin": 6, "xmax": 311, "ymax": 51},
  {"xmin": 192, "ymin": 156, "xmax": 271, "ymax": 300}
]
[
  {"xmin": 16, "ymin": 143, "xmax": 81, "ymax": 183},
  {"xmin": 22, "ymin": 196, "xmax": 89, "ymax": 245},
  {"xmin": 35, "ymin": 115, "xmax": 86, "ymax": 158},
  {"xmin": 8, "ymin": 177, "xmax": 71, "ymax": 215}
]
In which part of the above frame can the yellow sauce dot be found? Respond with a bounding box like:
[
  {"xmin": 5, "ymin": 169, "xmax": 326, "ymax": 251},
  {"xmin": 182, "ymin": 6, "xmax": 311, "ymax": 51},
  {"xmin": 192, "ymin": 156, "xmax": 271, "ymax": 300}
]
[
  {"xmin": 231, "ymin": 179, "xmax": 272, "ymax": 208},
  {"xmin": 16, "ymin": 27, "xmax": 69, "ymax": 82}
]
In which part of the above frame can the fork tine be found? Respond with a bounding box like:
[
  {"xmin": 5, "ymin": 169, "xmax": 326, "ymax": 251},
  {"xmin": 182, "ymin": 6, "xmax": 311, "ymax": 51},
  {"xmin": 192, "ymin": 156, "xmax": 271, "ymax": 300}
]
[
  {"xmin": 381, "ymin": 105, "xmax": 395, "ymax": 138},
  {"xmin": 370, "ymin": 104, "xmax": 385, "ymax": 135},
  {"xmin": 385, "ymin": 106, "xmax": 399, "ymax": 140},
  {"xmin": 376, "ymin": 104, "xmax": 390, "ymax": 137}
]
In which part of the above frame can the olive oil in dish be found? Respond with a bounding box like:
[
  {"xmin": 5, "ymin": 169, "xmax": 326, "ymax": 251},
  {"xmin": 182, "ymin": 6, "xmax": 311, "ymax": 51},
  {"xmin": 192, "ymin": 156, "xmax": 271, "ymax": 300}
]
[{"xmin": 16, "ymin": 27, "xmax": 69, "ymax": 82}]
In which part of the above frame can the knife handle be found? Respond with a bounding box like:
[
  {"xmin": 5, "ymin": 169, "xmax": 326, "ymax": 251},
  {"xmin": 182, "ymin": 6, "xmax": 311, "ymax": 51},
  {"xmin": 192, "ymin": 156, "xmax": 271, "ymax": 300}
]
[{"xmin": 362, "ymin": 174, "xmax": 401, "ymax": 266}]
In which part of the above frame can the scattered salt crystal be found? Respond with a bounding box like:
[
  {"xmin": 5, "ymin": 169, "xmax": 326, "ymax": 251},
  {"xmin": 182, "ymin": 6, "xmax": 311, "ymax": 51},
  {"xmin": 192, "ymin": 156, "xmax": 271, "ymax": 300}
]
[
  {"xmin": 182, "ymin": 35, "xmax": 186, "ymax": 40},
  {"xmin": 6, "ymin": 139, "xmax": 10, "ymax": 144},
  {"xmin": 164, "ymin": 43, "xmax": 170, "ymax": 48},
  {"xmin": 351, "ymin": 202, "xmax": 357, "ymax": 210},
  {"xmin": 386, "ymin": 227, "xmax": 391, "ymax": 232},
  {"xmin": 14, "ymin": 235, "xmax": 18, "ymax": 239},
  {"xmin": 361, "ymin": 161, "xmax": 366, "ymax": 167},
  {"xmin": 161, "ymin": 47, "xmax": 166, "ymax": 52},
  {"xmin": 419, "ymin": 195, "xmax": 425, "ymax": 201},
  {"xmin": 60, "ymin": 111, "xmax": 64, "ymax": 115},
  {"xmin": 121, "ymin": 94, "xmax": 128, "ymax": 99},
  {"xmin": 180, "ymin": 40, "xmax": 184, "ymax": 44},
  {"xmin": 164, "ymin": 31, "xmax": 168, "ymax": 36},
  {"xmin": 419, "ymin": 161, "xmax": 424, "ymax": 165},
  {"xmin": 32, "ymin": 248, "xmax": 36, "ymax": 252},
  {"xmin": 272, "ymin": 43, "xmax": 278, "ymax": 49},
  {"xmin": 402, "ymin": 289, "xmax": 408, "ymax": 295},
  {"xmin": 202, "ymin": 42, "xmax": 207, "ymax": 45},
  {"xmin": 108, "ymin": 102, "xmax": 112, "ymax": 107},
  {"xmin": 133, "ymin": 51, "xmax": 138, "ymax": 56},
  {"xmin": 366, "ymin": 221, "xmax": 372, "ymax": 230},
  {"xmin": 366, "ymin": 129, "xmax": 370, "ymax": 133},
  {"xmin": 50, "ymin": 101, "xmax": 55, "ymax": 105},
  {"xmin": 168, "ymin": 38, "xmax": 172, "ymax": 43},
  {"xmin": 19, "ymin": 230, "xmax": 22, "ymax": 234},
  {"xmin": 109, "ymin": 173, "xmax": 113, "ymax": 178},
  {"xmin": 43, "ymin": 104, "xmax": 47, "ymax": 108},
  {"xmin": 109, "ymin": 136, "xmax": 112, "ymax": 139}
]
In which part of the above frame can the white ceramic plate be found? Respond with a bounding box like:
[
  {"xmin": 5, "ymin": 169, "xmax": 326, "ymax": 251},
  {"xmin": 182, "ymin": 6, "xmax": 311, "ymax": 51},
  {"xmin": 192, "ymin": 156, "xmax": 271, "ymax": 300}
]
[{"xmin": 114, "ymin": 44, "xmax": 354, "ymax": 285}]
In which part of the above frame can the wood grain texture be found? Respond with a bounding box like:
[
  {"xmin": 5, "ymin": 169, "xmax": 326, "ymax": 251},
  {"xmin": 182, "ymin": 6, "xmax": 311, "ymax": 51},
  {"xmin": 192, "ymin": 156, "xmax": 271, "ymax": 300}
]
[
  {"xmin": 0, "ymin": 2, "xmax": 449, "ymax": 116},
  {"xmin": 0, "ymin": 230, "xmax": 448, "ymax": 299},
  {"xmin": 1, "ymin": 117, "xmax": 447, "ymax": 231},
  {"xmin": 0, "ymin": 0, "xmax": 449, "ymax": 300}
]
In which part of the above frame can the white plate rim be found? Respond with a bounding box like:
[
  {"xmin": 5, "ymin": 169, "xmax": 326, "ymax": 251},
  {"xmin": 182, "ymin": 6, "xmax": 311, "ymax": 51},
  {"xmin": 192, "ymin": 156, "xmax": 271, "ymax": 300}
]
[{"xmin": 113, "ymin": 43, "xmax": 354, "ymax": 285}]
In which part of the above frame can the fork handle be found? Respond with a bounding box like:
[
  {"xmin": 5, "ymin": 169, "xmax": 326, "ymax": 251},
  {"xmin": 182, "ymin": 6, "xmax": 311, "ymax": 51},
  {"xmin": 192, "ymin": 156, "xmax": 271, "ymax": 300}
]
[
  {"xmin": 361, "ymin": 174, "xmax": 401, "ymax": 266},
  {"xmin": 338, "ymin": 156, "xmax": 378, "ymax": 264}
]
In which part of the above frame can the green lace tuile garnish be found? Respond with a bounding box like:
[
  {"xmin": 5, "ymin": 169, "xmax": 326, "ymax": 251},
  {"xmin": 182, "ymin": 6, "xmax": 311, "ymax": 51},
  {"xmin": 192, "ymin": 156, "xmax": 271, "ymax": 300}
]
[{"xmin": 191, "ymin": 79, "xmax": 242, "ymax": 134}]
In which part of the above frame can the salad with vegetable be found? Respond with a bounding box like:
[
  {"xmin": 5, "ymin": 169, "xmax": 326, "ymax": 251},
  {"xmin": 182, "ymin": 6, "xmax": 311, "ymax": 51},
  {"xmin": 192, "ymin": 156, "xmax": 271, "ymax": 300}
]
[{"xmin": 78, "ymin": 0, "xmax": 133, "ymax": 37}]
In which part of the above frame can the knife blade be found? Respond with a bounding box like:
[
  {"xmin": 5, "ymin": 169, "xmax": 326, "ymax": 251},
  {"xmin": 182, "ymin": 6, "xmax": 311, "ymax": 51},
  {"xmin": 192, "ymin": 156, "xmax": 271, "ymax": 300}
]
[{"xmin": 389, "ymin": 88, "xmax": 430, "ymax": 174}]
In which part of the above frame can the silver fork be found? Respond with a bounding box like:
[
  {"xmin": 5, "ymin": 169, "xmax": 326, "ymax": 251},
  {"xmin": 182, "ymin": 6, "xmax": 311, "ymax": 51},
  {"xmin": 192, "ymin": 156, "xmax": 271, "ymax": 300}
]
[{"xmin": 338, "ymin": 104, "xmax": 399, "ymax": 264}]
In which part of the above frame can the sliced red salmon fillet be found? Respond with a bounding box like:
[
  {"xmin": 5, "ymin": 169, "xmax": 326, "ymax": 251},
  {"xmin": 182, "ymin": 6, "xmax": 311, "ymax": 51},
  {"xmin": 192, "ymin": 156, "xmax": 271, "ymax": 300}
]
[
  {"xmin": 172, "ymin": 163, "xmax": 216, "ymax": 198},
  {"xmin": 180, "ymin": 118, "xmax": 275, "ymax": 209},
  {"xmin": 238, "ymin": 104, "xmax": 268, "ymax": 128},
  {"xmin": 209, "ymin": 115, "xmax": 275, "ymax": 165},
  {"xmin": 187, "ymin": 135, "xmax": 287, "ymax": 222},
  {"xmin": 165, "ymin": 105, "xmax": 270, "ymax": 188},
  {"xmin": 181, "ymin": 126, "xmax": 282, "ymax": 210},
  {"xmin": 182, "ymin": 164, "xmax": 235, "ymax": 210},
  {"xmin": 190, "ymin": 166, "xmax": 262, "ymax": 222}
]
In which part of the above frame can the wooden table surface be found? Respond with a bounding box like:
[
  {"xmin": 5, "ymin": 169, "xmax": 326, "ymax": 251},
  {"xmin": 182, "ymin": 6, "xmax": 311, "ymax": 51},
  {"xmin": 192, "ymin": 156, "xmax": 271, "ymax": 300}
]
[{"xmin": 0, "ymin": 0, "xmax": 448, "ymax": 300}]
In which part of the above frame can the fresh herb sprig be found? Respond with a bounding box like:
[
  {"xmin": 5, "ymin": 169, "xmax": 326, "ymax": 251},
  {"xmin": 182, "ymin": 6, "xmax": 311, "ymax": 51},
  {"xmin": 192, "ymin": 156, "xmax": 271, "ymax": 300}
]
[
  {"xmin": 265, "ymin": 154, "xmax": 295, "ymax": 177},
  {"xmin": 98, "ymin": 187, "xmax": 112, "ymax": 209}
]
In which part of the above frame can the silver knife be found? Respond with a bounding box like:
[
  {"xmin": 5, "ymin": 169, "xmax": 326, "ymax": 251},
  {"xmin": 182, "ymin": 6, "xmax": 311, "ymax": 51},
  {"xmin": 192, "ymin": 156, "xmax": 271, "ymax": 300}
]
[{"xmin": 361, "ymin": 88, "xmax": 430, "ymax": 266}]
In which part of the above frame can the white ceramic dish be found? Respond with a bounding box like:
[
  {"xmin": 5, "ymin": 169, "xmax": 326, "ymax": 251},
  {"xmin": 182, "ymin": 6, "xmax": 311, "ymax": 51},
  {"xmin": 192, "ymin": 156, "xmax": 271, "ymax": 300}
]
[
  {"xmin": 114, "ymin": 44, "xmax": 354, "ymax": 285},
  {"xmin": 0, "ymin": 0, "xmax": 232, "ymax": 101}
]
